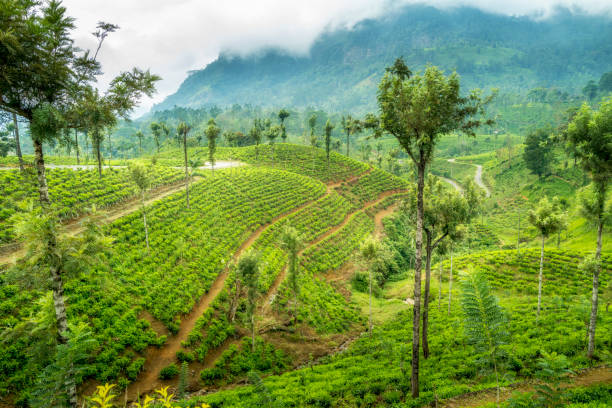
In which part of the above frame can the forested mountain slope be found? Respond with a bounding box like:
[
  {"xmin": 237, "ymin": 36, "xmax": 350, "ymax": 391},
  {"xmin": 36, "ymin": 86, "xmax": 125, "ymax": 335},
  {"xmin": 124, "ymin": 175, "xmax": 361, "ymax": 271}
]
[{"xmin": 156, "ymin": 5, "xmax": 612, "ymax": 112}]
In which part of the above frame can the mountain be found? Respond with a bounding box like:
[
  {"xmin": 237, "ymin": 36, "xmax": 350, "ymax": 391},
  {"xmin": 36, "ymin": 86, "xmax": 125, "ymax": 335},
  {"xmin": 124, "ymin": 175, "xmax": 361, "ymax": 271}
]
[{"xmin": 154, "ymin": 5, "xmax": 612, "ymax": 113}]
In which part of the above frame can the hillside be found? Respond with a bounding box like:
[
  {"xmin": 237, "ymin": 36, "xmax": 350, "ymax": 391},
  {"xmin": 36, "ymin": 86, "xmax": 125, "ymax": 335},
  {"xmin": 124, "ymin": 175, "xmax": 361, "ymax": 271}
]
[{"xmin": 156, "ymin": 5, "xmax": 612, "ymax": 113}]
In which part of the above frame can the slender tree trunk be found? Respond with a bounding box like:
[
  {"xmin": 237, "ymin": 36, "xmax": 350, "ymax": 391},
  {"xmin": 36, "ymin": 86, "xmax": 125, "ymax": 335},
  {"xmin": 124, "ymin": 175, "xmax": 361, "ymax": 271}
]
[
  {"xmin": 251, "ymin": 313, "xmax": 255, "ymax": 351},
  {"xmin": 438, "ymin": 262, "xmax": 442, "ymax": 309},
  {"xmin": 33, "ymin": 139, "xmax": 51, "ymax": 206},
  {"xmin": 142, "ymin": 191, "xmax": 149, "ymax": 252},
  {"xmin": 448, "ymin": 248, "xmax": 453, "ymax": 315},
  {"xmin": 411, "ymin": 162, "xmax": 425, "ymax": 398},
  {"xmin": 74, "ymin": 129, "xmax": 79, "ymax": 165},
  {"xmin": 537, "ymin": 234, "xmax": 544, "ymax": 322},
  {"xmin": 517, "ymin": 209, "xmax": 520, "ymax": 257},
  {"xmin": 108, "ymin": 132, "xmax": 112, "ymax": 167},
  {"xmin": 369, "ymin": 266, "xmax": 373, "ymax": 337},
  {"xmin": 346, "ymin": 131, "xmax": 350, "ymax": 157},
  {"xmin": 587, "ymin": 220, "xmax": 603, "ymax": 358},
  {"xmin": 183, "ymin": 133, "xmax": 190, "ymax": 208},
  {"xmin": 12, "ymin": 113, "xmax": 25, "ymax": 171},
  {"xmin": 95, "ymin": 139, "xmax": 102, "ymax": 177},
  {"xmin": 422, "ymin": 236, "xmax": 432, "ymax": 359}
]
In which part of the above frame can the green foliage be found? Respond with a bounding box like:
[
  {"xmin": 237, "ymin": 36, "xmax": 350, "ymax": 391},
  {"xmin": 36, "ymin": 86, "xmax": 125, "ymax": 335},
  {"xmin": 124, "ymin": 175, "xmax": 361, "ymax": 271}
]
[
  {"xmin": 159, "ymin": 363, "xmax": 179, "ymax": 380},
  {"xmin": 523, "ymin": 128, "xmax": 555, "ymax": 178},
  {"xmin": 528, "ymin": 197, "xmax": 566, "ymax": 238}
]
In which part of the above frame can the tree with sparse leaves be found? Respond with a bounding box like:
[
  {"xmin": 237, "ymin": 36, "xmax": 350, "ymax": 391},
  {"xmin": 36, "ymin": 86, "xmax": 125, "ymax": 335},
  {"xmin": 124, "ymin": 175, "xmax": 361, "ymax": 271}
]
[
  {"xmin": 177, "ymin": 121, "xmax": 192, "ymax": 208},
  {"xmin": 205, "ymin": 118, "xmax": 220, "ymax": 175},
  {"xmin": 377, "ymin": 59, "xmax": 493, "ymax": 397}
]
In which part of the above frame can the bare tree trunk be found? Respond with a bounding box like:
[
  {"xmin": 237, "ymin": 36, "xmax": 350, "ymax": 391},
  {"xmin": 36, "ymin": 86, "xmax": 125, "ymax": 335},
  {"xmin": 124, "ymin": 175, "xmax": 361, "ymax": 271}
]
[
  {"xmin": 33, "ymin": 139, "xmax": 51, "ymax": 206},
  {"xmin": 422, "ymin": 235, "xmax": 432, "ymax": 359},
  {"xmin": 369, "ymin": 266, "xmax": 373, "ymax": 337},
  {"xmin": 438, "ymin": 262, "xmax": 442, "ymax": 309},
  {"xmin": 108, "ymin": 131, "xmax": 112, "ymax": 167},
  {"xmin": 183, "ymin": 133, "xmax": 190, "ymax": 208},
  {"xmin": 587, "ymin": 221, "xmax": 602, "ymax": 358},
  {"xmin": 448, "ymin": 248, "xmax": 453, "ymax": 315},
  {"xmin": 411, "ymin": 162, "xmax": 425, "ymax": 398},
  {"xmin": 74, "ymin": 129, "xmax": 79, "ymax": 165},
  {"xmin": 251, "ymin": 313, "xmax": 255, "ymax": 351},
  {"xmin": 12, "ymin": 113, "xmax": 25, "ymax": 171},
  {"xmin": 346, "ymin": 131, "xmax": 350, "ymax": 157},
  {"xmin": 141, "ymin": 191, "xmax": 149, "ymax": 252},
  {"xmin": 537, "ymin": 234, "xmax": 544, "ymax": 322},
  {"xmin": 95, "ymin": 139, "xmax": 102, "ymax": 177}
]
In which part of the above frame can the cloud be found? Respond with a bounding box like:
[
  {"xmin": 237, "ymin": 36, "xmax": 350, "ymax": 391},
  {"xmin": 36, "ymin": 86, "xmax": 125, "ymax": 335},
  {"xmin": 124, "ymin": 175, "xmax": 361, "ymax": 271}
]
[{"xmin": 61, "ymin": 0, "xmax": 612, "ymax": 116}]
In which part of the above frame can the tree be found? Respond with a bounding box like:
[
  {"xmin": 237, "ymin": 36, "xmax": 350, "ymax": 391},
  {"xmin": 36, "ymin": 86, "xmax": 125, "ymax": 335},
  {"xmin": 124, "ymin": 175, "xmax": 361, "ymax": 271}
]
[
  {"xmin": 324, "ymin": 119, "xmax": 334, "ymax": 167},
  {"xmin": 308, "ymin": 114, "xmax": 317, "ymax": 172},
  {"xmin": 360, "ymin": 237, "xmax": 379, "ymax": 337},
  {"xmin": 523, "ymin": 128, "xmax": 554, "ymax": 179},
  {"xmin": 12, "ymin": 208, "xmax": 109, "ymax": 407},
  {"xmin": 129, "ymin": 163, "xmax": 151, "ymax": 252},
  {"xmin": 599, "ymin": 71, "xmax": 612, "ymax": 94},
  {"xmin": 150, "ymin": 121, "xmax": 162, "ymax": 153},
  {"xmin": 565, "ymin": 98, "xmax": 611, "ymax": 358},
  {"xmin": 404, "ymin": 176, "xmax": 469, "ymax": 358},
  {"xmin": 582, "ymin": 80, "xmax": 598, "ymax": 101},
  {"xmin": 377, "ymin": 60, "xmax": 492, "ymax": 397},
  {"xmin": 237, "ymin": 251, "xmax": 260, "ymax": 350},
  {"xmin": 265, "ymin": 121, "xmax": 280, "ymax": 165},
  {"xmin": 278, "ymin": 109, "xmax": 290, "ymax": 143},
  {"xmin": 528, "ymin": 197, "xmax": 566, "ymax": 321},
  {"xmin": 135, "ymin": 130, "xmax": 144, "ymax": 155},
  {"xmin": 341, "ymin": 115, "xmax": 362, "ymax": 158},
  {"xmin": 461, "ymin": 271, "xmax": 508, "ymax": 408},
  {"xmin": 279, "ymin": 226, "xmax": 303, "ymax": 323},
  {"xmin": 205, "ymin": 118, "xmax": 220, "ymax": 175},
  {"xmin": 177, "ymin": 122, "xmax": 192, "ymax": 208},
  {"xmin": 249, "ymin": 118, "xmax": 263, "ymax": 160}
]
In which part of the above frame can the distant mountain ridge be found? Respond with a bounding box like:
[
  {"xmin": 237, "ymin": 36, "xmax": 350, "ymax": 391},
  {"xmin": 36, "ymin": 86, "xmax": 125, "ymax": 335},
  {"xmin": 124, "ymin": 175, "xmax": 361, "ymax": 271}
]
[{"xmin": 155, "ymin": 5, "xmax": 612, "ymax": 113}]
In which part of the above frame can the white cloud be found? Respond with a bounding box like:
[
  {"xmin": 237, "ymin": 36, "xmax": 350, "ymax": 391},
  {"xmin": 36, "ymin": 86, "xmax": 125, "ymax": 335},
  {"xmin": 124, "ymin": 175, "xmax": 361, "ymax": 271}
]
[{"xmin": 61, "ymin": 0, "xmax": 612, "ymax": 116}]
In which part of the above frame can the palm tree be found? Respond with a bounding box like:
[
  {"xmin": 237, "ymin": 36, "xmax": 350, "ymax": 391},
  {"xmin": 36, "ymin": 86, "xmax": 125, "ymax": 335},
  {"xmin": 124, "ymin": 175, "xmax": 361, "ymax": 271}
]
[
  {"xmin": 177, "ymin": 122, "xmax": 192, "ymax": 208},
  {"xmin": 135, "ymin": 130, "xmax": 144, "ymax": 155},
  {"xmin": 360, "ymin": 237, "xmax": 379, "ymax": 337},
  {"xmin": 129, "ymin": 164, "xmax": 151, "ymax": 252},
  {"xmin": 528, "ymin": 197, "xmax": 565, "ymax": 321},
  {"xmin": 150, "ymin": 122, "xmax": 162, "ymax": 153},
  {"xmin": 279, "ymin": 226, "xmax": 304, "ymax": 323}
]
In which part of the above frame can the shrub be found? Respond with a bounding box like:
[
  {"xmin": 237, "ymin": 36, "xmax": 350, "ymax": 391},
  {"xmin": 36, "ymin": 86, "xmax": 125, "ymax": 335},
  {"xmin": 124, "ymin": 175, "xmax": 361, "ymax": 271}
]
[{"xmin": 159, "ymin": 363, "xmax": 179, "ymax": 380}]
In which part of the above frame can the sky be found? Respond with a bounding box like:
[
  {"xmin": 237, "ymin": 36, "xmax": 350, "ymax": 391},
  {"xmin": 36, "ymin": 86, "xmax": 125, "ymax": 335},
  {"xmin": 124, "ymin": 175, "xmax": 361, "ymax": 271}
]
[{"xmin": 62, "ymin": 0, "xmax": 612, "ymax": 116}]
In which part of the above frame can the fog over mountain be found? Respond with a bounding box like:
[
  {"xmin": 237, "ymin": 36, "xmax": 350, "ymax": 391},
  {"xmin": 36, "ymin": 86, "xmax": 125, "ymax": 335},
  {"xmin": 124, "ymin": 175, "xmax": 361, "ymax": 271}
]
[{"xmin": 62, "ymin": 0, "xmax": 612, "ymax": 115}]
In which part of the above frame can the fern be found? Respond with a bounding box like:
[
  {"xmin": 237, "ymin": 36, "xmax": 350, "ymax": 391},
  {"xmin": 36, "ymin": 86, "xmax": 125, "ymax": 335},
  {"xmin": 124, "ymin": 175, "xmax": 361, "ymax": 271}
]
[{"xmin": 461, "ymin": 270, "xmax": 509, "ymax": 408}]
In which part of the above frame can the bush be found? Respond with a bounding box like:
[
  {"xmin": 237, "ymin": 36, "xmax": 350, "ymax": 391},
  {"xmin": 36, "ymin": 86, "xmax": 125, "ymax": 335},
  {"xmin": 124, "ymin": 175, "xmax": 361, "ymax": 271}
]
[
  {"xmin": 159, "ymin": 363, "xmax": 179, "ymax": 380},
  {"xmin": 176, "ymin": 349, "xmax": 195, "ymax": 363}
]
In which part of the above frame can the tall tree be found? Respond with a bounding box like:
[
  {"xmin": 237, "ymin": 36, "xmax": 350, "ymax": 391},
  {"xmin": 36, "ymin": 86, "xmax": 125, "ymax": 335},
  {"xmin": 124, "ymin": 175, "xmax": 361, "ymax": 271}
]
[
  {"xmin": 279, "ymin": 226, "xmax": 303, "ymax": 323},
  {"xmin": 528, "ymin": 197, "xmax": 566, "ymax": 322},
  {"xmin": 461, "ymin": 271, "xmax": 509, "ymax": 408},
  {"xmin": 341, "ymin": 115, "xmax": 362, "ymax": 158},
  {"xmin": 13, "ymin": 209, "xmax": 109, "ymax": 407},
  {"xmin": 249, "ymin": 118, "xmax": 263, "ymax": 160},
  {"xmin": 308, "ymin": 113, "xmax": 317, "ymax": 172},
  {"xmin": 377, "ymin": 59, "xmax": 493, "ymax": 397},
  {"xmin": 360, "ymin": 237, "xmax": 379, "ymax": 337},
  {"xmin": 523, "ymin": 128, "xmax": 554, "ymax": 179},
  {"xmin": 177, "ymin": 122, "xmax": 192, "ymax": 208},
  {"xmin": 324, "ymin": 119, "xmax": 334, "ymax": 167},
  {"xmin": 565, "ymin": 98, "xmax": 611, "ymax": 358},
  {"xmin": 150, "ymin": 121, "xmax": 162, "ymax": 153},
  {"xmin": 265, "ymin": 121, "xmax": 280, "ymax": 165},
  {"xmin": 404, "ymin": 176, "xmax": 470, "ymax": 358},
  {"xmin": 205, "ymin": 118, "xmax": 220, "ymax": 175},
  {"xmin": 278, "ymin": 109, "xmax": 290, "ymax": 143},
  {"xmin": 135, "ymin": 130, "xmax": 144, "ymax": 155},
  {"xmin": 129, "ymin": 163, "xmax": 151, "ymax": 252},
  {"xmin": 237, "ymin": 251, "xmax": 260, "ymax": 351}
]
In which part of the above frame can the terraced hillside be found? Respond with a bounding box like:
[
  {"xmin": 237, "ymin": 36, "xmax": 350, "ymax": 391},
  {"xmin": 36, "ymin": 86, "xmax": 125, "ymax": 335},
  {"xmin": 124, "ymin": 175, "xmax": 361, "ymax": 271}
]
[{"xmin": 0, "ymin": 145, "xmax": 410, "ymax": 405}]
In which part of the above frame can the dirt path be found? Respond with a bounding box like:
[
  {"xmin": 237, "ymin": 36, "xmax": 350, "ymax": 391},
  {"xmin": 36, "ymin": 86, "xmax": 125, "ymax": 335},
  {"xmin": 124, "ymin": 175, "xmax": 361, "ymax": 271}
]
[
  {"xmin": 0, "ymin": 178, "xmax": 198, "ymax": 266},
  {"xmin": 123, "ymin": 191, "xmax": 326, "ymax": 400},
  {"xmin": 262, "ymin": 190, "xmax": 406, "ymax": 314},
  {"xmin": 440, "ymin": 176, "xmax": 463, "ymax": 193},
  {"xmin": 440, "ymin": 366, "xmax": 612, "ymax": 408},
  {"xmin": 447, "ymin": 158, "xmax": 490, "ymax": 197}
]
